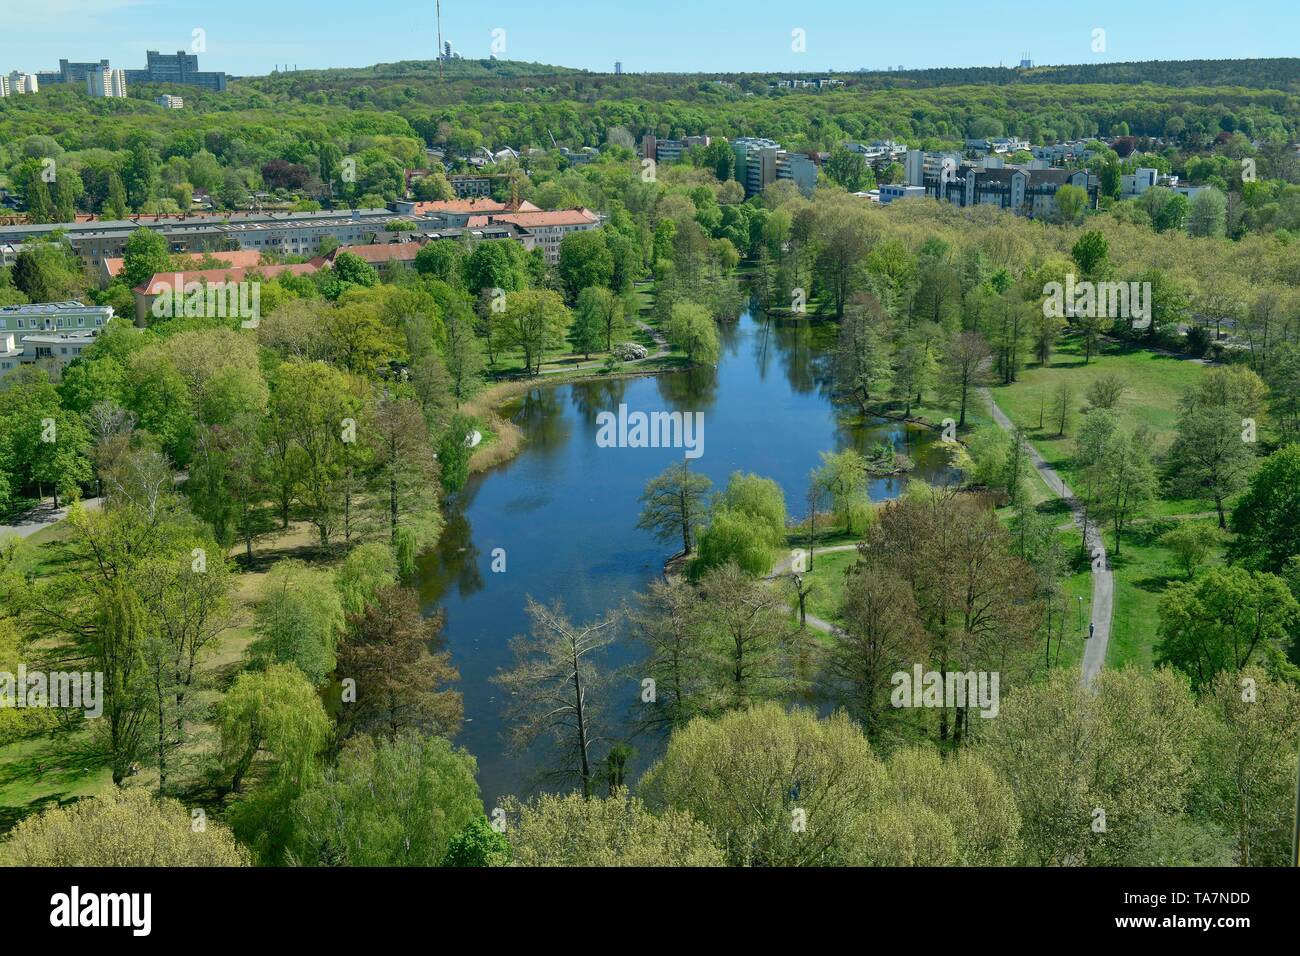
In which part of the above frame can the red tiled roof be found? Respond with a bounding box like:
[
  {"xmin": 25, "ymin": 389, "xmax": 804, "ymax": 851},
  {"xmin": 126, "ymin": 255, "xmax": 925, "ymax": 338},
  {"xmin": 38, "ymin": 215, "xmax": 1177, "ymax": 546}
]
[
  {"xmin": 134, "ymin": 263, "xmax": 319, "ymax": 295},
  {"xmin": 411, "ymin": 197, "xmax": 512, "ymax": 215},
  {"xmin": 321, "ymin": 242, "xmax": 424, "ymax": 264},
  {"xmin": 105, "ymin": 249, "xmax": 266, "ymax": 278},
  {"xmin": 490, "ymin": 208, "xmax": 599, "ymax": 228}
]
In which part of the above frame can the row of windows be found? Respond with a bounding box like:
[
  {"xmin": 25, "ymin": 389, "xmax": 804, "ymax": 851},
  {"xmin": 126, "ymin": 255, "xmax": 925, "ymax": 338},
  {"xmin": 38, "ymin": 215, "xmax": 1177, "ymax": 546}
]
[{"xmin": 0, "ymin": 316, "xmax": 103, "ymax": 330}]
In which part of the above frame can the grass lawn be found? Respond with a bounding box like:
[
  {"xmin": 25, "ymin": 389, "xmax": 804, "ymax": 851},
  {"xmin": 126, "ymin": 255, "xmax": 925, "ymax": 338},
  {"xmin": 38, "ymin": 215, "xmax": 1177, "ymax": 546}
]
[
  {"xmin": 798, "ymin": 547, "xmax": 861, "ymax": 625},
  {"xmin": 1106, "ymin": 517, "xmax": 1226, "ymax": 669},
  {"xmin": 987, "ymin": 334, "xmax": 1222, "ymax": 668},
  {"xmin": 1052, "ymin": 528, "xmax": 1096, "ymax": 671},
  {"xmin": 0, "ymin": 513, "xmax": 320, "ymax": 833},
  {"xmin": 0, "ymin": 726, "xmax": 113, "ymax": 834},
  {"xmin": 989, "ymin": 334, "xmax": 1206, "ymax": 492}
]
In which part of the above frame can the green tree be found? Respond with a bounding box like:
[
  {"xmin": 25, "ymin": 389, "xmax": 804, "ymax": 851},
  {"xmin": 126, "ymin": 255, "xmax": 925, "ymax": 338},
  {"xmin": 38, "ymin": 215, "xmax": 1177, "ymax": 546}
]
[
  {"xmin": 1168, "ymin": 404, "xmax": 1255, "ymax": 529},
  {"xmin": 982, "ymin": 668, "xmax": 1201, "ymax": 865},
  {"xmin": 575, "ymin": 285, "xmax": 624, "ymax": 353},
  {"xmin": 501, "ymin": 791, "xmax": 724, "ymax": 867},
  {"xmin": 1054, "ymin": 184, "xmax": 1088, "ymax": 224},
  {"xmin": 442, "ymin": 816, "xmax": 512, "ymax": 867},
  {"xmin": 122, "ymin": 228, "xmax": 170, "ymax": 290},
  {"xmin": 1187, "ymin": 187, "xmax": 1228, "ymax": 238},
  {"xmin": 251, "ymin": 560, "xmax": 345, "ymax": 686},
  {"xmin": 498, "ymin": 288, "xmax": 572, "ymax": 375},
  {"xmin": 557, "ymin": 229, "xmax": 614, "ymax": 300},
  {"xmin": 1230, "ymin": 444, "xmax": 1300, "ymax": 572},
  {"xmin": 1197, "ymin": 668, "xmax": 1300, "ymax": 866},
  {"xmin": 824, "ymin": 145, "xmax": 872, "ymax": 192},
  {"xmin": 1097, "ymin": 427, "xmax": 1157, "ymax": 556},
  {"xmin": 635, "ymin": 460, "xmax": 713, "ymax": 555},
  {"xmin": 436, "ymin": 413, "xmax": 475, "ymax": 494},
  {"xmin": 814, "ymin": 449, "xmax": 871, "ymax": 535},
  {"xmin": 666, "ymin": 302, "xmax": 719, "ymax": 364},
  {"xmin": 1156, "ymin": 566, "xmax": 1299, "ymax": 689},
  {"xmin": 287, "ymin": 731, "xmax": 483, "ymax": 867},
  {"xmin": 415, "ymin": 241, "xmax": 464, "ymax": 285},
  {"xmin": 691, "ymin": 509, "xmax": 774, "ymax": 578},
  {"xmin": 1, "ymin": 789, "xmax": 250, "ymax": 866}
]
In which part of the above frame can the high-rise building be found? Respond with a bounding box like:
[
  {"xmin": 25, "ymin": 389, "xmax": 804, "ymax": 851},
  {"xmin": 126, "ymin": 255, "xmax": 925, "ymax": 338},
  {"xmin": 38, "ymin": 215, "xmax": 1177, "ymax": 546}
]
[
  {"xmin": 58, "ymin": 58, "xmax": 110, "ymax": 85},
  {"xmin": 87, "ymin": 66, "xmax": 127, "ymax": 98},
  {"xmin": 614, "ymin": 61, "xmax": 623, "ymax": 75},
  {"xmin": 123, "ymin": 51, "xmax": 227, "ymax": 91},
  {"xmin": 5, "ymin": 71, "xmax": 39, "ymax": 94}
]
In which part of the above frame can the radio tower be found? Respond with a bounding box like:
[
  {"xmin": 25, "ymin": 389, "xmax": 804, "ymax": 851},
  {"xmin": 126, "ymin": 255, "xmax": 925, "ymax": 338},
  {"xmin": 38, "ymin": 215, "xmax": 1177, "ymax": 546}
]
[{"xmin": 437, "ymin": 0, "xmax": 444, "ymax": 79}]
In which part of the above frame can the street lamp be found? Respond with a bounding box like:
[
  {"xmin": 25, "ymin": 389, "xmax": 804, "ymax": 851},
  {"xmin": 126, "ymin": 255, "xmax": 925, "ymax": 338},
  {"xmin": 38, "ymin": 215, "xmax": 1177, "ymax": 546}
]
[{"xmin": 1077, "ymin": 595, "xmax": 1083, "ymax": 633}]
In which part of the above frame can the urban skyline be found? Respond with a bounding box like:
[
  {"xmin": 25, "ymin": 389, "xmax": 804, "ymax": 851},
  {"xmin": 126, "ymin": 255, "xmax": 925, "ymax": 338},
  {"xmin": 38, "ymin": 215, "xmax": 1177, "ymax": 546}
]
[{"xmin": 0, "ymin": 0, "xmax": 1293, "ymax": 76}]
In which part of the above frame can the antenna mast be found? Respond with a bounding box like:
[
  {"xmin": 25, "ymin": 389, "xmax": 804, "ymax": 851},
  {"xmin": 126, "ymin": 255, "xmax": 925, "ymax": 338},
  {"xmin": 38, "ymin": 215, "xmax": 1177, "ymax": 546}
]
[{"xmin": 437, "ymin": 0, "xmax": 444, "ymax": 80}]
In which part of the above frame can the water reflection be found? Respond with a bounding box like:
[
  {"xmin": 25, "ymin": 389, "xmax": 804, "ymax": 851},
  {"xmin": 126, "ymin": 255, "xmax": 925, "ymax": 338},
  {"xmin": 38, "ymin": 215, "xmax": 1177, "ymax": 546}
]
[{"xmin": 419, "ymin": 309, "xmax": 955, "ymax": 804}]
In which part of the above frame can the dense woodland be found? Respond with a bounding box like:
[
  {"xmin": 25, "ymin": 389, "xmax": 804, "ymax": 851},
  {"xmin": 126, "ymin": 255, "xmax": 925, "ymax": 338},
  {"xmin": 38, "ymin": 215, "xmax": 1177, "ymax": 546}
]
[{"xmin": 0, "ymin": 57, "xmax": 1298, "ymax": 868}]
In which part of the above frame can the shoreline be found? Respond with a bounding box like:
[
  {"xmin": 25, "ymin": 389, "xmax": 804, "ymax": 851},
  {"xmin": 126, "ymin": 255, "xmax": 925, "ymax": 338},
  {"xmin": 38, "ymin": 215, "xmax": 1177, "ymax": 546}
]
[{"xmin": 465, "ymin": 356, "xmax": 692, "ymax": 475}]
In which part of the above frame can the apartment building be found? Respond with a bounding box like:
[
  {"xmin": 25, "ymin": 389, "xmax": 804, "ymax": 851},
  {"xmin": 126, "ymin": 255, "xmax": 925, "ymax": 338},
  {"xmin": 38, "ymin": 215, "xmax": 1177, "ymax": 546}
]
[
  {"xmin": 0, "ymin": 209, "xmax": 413, "ymax": 272},
  {"xmin": 904, "ymin": 149, "xmax": 1093, "ymax": 218},
  {"xmin": 477, "ymin": 209, "xmax": 601, "ymax": 264},
  {"xmin": 1120, "ymin": 167, "xmax": 1159, "ymax": 197},
  {"xmin": 87, "ymin": 66, "xmax": 127, "ymax": 98},
  {"xmin": 124, "ymin": 50, "xmax": 227, "ymax": 91},
  {"xmin": 879, "ymin": 184, "xmax": 926, "ymax": 204},
  {"xmin": 391, "ymin": 197, "xmax": 540, "ymax": 225},
  {"xmin": 2, "ymin": 71, "xmax": 39, "ymax": 95},
  {"xmin": 0, "ymin": 301, "xmax": 113, "ymax": 334},
  {"xmin": 447, "ymin": 175, "xmax": 502, "ymax": 198},
  {"xmin": 156, "ymin": 94, "xmax": 184, "ymax": 109},
  {"xmin": 0, "ymin": 302, "xmax": 115, "ymax": 381},
  {"xmin": 641, "ymin": 135, "xmax": 711, "ymax": 165},
  {"xmin": 732, "ymin": 138, "xmax": 818, "ymax": 197}
]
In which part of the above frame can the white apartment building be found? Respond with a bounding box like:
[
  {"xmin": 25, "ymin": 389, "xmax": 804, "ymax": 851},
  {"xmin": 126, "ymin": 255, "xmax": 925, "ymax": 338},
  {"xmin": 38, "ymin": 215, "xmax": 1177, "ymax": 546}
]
[
  {"xmin": 1120, "ymin": 168, "xmax": 1159, "ymax": 197},
  {"xmin": 3, "ymin": 71, "xmax": 39, "ymax": 95},
  {"xmin": 156, "ymin": 94, "xmax": 184, "ymax": 109},
  {"xmin": 0, "ymin": 303, "xmax": 115, "ymax": 381},
  {"xmin": 0, "ymin": 301, "xmax": 114, "ymax": 333},
  {"xmin": 87, "ymin": 66, "xmax": 127, "ymax": 98}
]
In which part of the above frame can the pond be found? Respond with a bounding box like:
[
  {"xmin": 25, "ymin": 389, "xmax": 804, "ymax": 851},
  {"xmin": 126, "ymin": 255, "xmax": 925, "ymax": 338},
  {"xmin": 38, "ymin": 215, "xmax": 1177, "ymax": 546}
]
[{"xmin": 415, "ymin": 307, "xmax": 956, "ymax": 805}]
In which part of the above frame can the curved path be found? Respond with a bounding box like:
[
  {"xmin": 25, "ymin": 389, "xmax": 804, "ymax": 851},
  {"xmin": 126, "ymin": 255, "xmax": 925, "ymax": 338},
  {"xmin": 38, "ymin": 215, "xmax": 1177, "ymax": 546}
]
[
  {"xmin": 0, "ymin": 497, "xmax": 101, "ymax": 541},
  {"xmin": 979, "ymin": 388, "xmax": 1112, "ymax": 686},
  {"xmin": 767, "ymin": 544, "xmax": 860, "ymax": 637}
]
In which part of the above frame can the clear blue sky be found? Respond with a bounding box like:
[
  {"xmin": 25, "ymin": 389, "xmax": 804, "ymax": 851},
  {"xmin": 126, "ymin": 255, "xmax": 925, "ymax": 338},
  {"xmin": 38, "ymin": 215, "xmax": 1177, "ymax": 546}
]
[{"xmin": 1, "ymin": 0, "xmax": 1293, "ymax": 77}]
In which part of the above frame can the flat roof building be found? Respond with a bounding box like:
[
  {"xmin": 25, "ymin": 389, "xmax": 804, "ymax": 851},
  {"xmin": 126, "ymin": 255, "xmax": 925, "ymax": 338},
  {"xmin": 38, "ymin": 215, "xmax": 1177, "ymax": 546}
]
[
  {"xmin": 0, "ymin": 302, "xmax": 115, "ymax": 381},
  {"xmin": 124, "ymin": 50, "xmax": 227, "ymax": 92}
]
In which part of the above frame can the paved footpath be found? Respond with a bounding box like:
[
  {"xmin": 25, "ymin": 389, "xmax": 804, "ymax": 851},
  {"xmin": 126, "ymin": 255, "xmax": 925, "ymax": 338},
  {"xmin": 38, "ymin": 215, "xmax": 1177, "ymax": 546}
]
[
  {"xmin": 979, "ymin": 388, "xmax": 1113, "ymax": 686},
  {"xmin": 0, "ymin": 497, "xmax": 101, "ymax": 541},
  {"xmin": 766, "ymin": 544, "xmax": 860, "ymax": 637}
]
